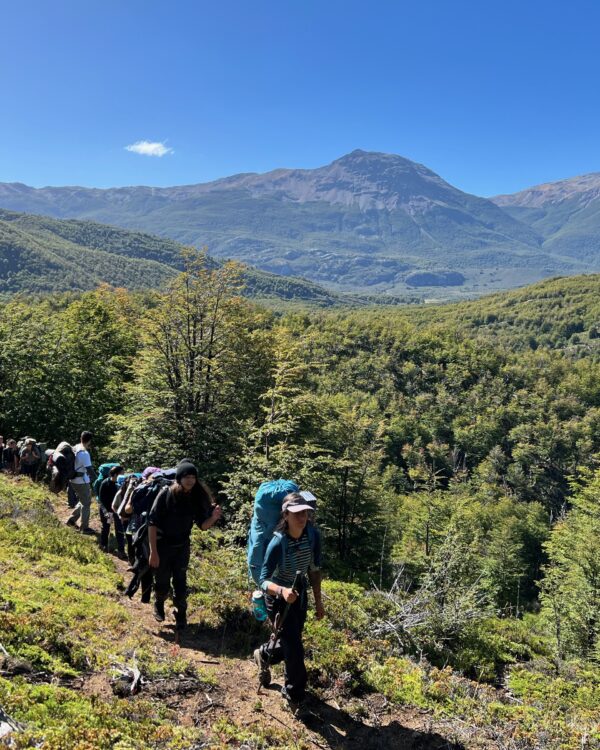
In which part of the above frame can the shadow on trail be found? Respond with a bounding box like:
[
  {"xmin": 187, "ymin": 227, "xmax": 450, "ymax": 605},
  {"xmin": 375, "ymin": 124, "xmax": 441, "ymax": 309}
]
[
  {"xmin": 153, "ymin": 610, "xmax": 266, "ymax": 659},
  {"xmin": 153, "ymin": 615, "xmax": 463, "ymax": 749},
  {"xmin": 295, "ymin": 694, "xmax": 464, "ymax": 750},
  {"xmin": 153, "ymin": 623, "xmax": 263, "ymax": 661}
]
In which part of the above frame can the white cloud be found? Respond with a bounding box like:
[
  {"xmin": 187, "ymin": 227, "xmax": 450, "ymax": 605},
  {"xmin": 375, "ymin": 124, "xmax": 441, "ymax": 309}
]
[{"xmin": 125, "ymin": 140, "xmax": 173, "ymax": 157}]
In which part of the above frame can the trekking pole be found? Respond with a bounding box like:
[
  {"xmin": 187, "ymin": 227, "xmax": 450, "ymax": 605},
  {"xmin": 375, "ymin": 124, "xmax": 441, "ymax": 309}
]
[{"xmin": 264, "ymin": 570, "xmax": 302, "ymax": 668}]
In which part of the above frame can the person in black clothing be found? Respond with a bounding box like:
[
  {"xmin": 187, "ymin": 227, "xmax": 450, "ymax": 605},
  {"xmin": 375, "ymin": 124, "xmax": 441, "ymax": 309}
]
[
  {"xmin": 2, "ymin": 440, "xmax": 19, "ymax": 474},
  {"xmin": 19, "ymin": 438, "xmax": 41, "ymax": 479},
  {"xmin": 98, "ymin": 465, "xmax": 126, "ymax": 557},
  {"xmin": 148, "ymin": 461, "xmax": 222, "ymax": 630}
]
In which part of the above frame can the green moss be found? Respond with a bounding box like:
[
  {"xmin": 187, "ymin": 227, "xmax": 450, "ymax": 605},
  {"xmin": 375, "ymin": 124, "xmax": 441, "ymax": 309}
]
[
  {"xmin": 365, "ymin": 657, "xmax": 428, "ymax": 707},
  {"xmin": 0, "ymin": 475, "xmax": 195, "ymax": 679}
]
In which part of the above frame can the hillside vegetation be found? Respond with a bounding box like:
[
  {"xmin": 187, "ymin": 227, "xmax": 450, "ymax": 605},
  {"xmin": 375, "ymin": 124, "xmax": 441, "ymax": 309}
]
[
  {"xmin": 0, "ymin": 208, "xmax": 344, "ymax": 305},
  {"xmin": 2, "ymin": 263, "xmax": 600, "ymax": 748}
]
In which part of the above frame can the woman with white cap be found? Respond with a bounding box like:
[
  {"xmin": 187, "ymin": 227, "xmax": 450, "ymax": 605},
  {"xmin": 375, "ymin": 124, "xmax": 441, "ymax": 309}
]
[{"xmin": 254, "ymin": 492, "xmax": 325, "ymax": 704}]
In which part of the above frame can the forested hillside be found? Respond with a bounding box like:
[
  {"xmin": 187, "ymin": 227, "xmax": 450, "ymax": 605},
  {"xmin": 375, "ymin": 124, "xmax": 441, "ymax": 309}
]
[
  {"xmin": 0, "ymin": 208, "xmax": 344, "ymax": 305},
  {"xmin": 1, "ymin": 261, "xmax": 600, "ymax": 748}
]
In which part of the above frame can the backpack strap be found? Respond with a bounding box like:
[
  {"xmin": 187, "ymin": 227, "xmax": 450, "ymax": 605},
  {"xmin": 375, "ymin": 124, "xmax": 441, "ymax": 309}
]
[{"xmin": 275, "ymin": 525, "xmax": 317, "ymax": 569}]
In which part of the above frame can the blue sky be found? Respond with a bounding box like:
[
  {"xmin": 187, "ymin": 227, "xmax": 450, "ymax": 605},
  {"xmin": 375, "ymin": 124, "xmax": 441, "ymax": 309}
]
[{"xmin": 2, "ymin": 0, "xmax": 599, "ymax": 195}]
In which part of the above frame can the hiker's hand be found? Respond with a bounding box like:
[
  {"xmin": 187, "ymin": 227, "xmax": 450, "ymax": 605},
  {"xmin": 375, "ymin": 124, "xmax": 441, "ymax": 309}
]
[
  {"xmin": 282, "ymin": 588, "xmax": 297, "ymax": 604},
  {"xmin": 315, "ymin": 600, "xmax": 325, "ymax": 620},
  {"xmin": 149, "ymin": 550, "xmax": 160, "ymax": 568},
  {"xmin": 211, "ymin": 505, "xmax": 222, "ymax": 521}
]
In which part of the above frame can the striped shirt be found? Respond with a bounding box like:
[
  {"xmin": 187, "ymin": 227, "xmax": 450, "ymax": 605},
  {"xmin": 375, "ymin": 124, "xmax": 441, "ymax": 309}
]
[{"xmin": 260, "ymin": 526, "xmax": 321, "ymax": 591}]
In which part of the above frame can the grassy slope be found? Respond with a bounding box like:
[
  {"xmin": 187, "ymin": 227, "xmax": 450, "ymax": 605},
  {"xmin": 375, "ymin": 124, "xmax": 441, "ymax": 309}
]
[
  {"xmin": 1, "ymin": 475, "xmax": 599, "ymax": 749},
  {"xmin": 500, "ymin": 199, "xmax": 600, "ymax": 265},
  {"xmin": 0, "ymin": 476, "xmax": 207, "ymax": 749}
]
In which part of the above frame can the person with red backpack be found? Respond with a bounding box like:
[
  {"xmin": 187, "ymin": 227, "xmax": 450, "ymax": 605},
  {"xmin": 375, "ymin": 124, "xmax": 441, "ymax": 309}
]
[{"xmin": 148, "ymin": 461, "xmax": 222, "ymax": 630}]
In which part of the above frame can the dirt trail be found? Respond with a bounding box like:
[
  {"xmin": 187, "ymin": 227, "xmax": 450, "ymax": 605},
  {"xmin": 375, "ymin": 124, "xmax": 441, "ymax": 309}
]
[{"xmin": 56, "ymin": 503, "xmax": 474, "ymax": 750}]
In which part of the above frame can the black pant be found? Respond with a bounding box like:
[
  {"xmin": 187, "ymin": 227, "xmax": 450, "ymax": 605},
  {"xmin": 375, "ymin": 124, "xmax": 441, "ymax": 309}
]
[
  {"xmin": 260, "ymin": 589, "xmax": 308, "ymax": 701},
  {"xmin": 20, "ymin": 463, "xmax": 37, "ymax": 478},
  {"xmin": 100, "ymin": 508, "xmax": 126, "ymax": 553},
  {"xmin": 154, "ymin": 541, "xmax": 190, "ymax": 616}
]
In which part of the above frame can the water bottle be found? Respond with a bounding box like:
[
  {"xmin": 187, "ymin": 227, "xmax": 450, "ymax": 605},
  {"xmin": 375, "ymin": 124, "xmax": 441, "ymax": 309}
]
[{"xmin": 252, "ymin": 590, "xmax": 268, "ymax": 622}]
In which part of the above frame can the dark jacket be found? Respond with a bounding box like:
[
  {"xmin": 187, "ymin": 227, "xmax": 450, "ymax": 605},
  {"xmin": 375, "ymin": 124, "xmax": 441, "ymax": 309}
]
[
  {"xmin": 98, "ymin": 478, "xmax": 119, "ymax": 512},
  {"xmin": 148, "ymin": 486, "xmax": 211, "ymax": 546}
]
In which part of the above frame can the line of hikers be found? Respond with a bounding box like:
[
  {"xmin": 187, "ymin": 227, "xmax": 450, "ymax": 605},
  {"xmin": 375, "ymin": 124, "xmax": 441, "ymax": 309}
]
[
  {"xmin": 0, "ymin": 435, "xmax": 44, "ymax": 477},
  {"xmin": 43, "ymin": 431, "xmax": 324, "ymax": 706}
]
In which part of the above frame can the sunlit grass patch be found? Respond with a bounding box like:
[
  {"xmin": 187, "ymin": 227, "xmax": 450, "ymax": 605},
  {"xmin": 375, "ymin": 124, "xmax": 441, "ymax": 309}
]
[
  {"xmin": 0, "ymin": 676, "xmax": 205, "ymax": 750},
  {"xmin": 0, "ymin": 475, "xmax": 195, "ymax": 679}
]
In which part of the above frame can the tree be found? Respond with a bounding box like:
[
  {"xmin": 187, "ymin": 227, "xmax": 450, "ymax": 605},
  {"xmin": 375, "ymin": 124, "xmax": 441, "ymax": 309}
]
[
  {"xmin": 110, "ymin": 250, "xmax": 271, "ymax": 479},
  {"xmin": 540, "ymin": 469, "xmax": 600, "ymax": 663}
]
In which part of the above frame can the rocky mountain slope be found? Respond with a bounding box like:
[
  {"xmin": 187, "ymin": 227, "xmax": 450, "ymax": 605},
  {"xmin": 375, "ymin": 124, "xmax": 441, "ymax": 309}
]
[
  {"xmin": 492, "ymin": 172, "xmax": 600, "ymax": 264},
  {"xmin": 3, "ymin": 151, "xmax": 595, "ymax": 296}
]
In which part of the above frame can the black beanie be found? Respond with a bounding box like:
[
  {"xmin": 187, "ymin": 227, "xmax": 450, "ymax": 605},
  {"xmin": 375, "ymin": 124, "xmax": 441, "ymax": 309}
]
[{"xmin": 176, "ymin": 461, "xmax": 198, "ymax": 483}]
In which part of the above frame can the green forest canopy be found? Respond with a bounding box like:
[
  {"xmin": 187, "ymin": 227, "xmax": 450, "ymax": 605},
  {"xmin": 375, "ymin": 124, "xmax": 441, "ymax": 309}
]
[{"xmin": 2, "ymin": 264, "xmax": 600, "ymax": 730}]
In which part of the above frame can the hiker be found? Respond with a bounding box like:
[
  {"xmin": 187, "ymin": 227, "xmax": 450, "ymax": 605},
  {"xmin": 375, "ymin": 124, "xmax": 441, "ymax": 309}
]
[
  {"xmin": 2, "ymin": 440, "xmax": 19, "ymax": 474},
  {"xmin": 254, "ymin": 493, "xmax": 324, "ymax": 705},
  {"xmin": 19, "ymin": 438, "xmax": 41, "ymax": 479},
  {"xmin": 148, "ymin": 460, "xmax": 222, "ymax": 630},
  {"xmin": 98, "ymin": 464, "xmax": 127, "ymax": 557},
  {"xmin": 113, "ymin": 473, "xmax": 140, "ymax": 565},
  {"xmin": 65, "ymin": 431, "xmax": 97, "ymax": 534},
  {"xmin": 122, "ymin": 468, "xmax": 169, "ymax": 603}
]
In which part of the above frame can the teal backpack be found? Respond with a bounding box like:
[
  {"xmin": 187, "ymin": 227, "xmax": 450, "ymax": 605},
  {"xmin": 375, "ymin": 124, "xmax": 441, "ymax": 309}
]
[
  {"xmin": 93, "ymin": 462, "xmax": 120, "ymax": 498},
  {"xmin": 247, "ymin": 479, "xmax": 299, "ymax": 585}
]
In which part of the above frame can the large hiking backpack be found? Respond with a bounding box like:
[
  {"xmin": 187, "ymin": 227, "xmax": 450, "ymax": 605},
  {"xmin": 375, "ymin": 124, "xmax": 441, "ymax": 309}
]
[
  {"xmin": 93, "ymin": 463, "xmax": 120, "ymax": 498},
  {"xmin": 247, "ymin": 479, "xmax": 299, "ymax": 585},
  {"xmin": 49, "ymin": 442, "xmax": 76, "ymax": 493},
  {"xmin": 128, "ymin": 471, "xmax": 175, "ymax": 535}
]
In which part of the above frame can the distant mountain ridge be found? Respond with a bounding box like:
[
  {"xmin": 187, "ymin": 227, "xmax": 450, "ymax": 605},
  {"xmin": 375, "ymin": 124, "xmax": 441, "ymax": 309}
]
[
  {"xmin": 493, "ymin": 172, "xmax": 600, "ymax": 208},
  {"xmin": 1, "ymin": 151, "xmax": 599, "ymax": 295},
  {"xmin": 492, "ymin": 172, "xmax": 600, "ymax": 266}
]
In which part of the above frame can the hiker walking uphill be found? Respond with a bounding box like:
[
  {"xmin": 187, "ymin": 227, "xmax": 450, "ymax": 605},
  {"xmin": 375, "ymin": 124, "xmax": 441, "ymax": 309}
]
[
  {"xmin": 98, "ymin": 464, "xmax": 126, "ymax": 557},
  {"xmin": 148, "ymin": 461, "xmax": 222, "ymax": 631},
  {"xmin": 255, "ymin": 493, "xmax": 324, "ymax": 706},
  {"xmin": 19, "ymin": 438, "xmax": 41, "ymax": 478},
  {"xmin": 65, "ymin": 431, "xmax": 97, "ymax": 534}
]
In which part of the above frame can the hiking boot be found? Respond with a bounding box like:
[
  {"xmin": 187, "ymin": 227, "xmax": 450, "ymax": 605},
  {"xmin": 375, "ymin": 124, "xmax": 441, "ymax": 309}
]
[
  {"xmin": 65, "ymin": 518, "xmax": 77, "ymax": 527},
  {"xmin": 281, "ymin": 686, "xmax": 305, "ymax": 710},
  {"xmin": 174, "ymin": 610, "xmax": 187, "ymax": 631},
  {"xmin": 153, "ymin": 600, "xmax": 165, "ymax": 622},
  {"xmin": 80, "ymin": 527, "xmax": 96, "ymax": 536},
  {"xmin": 254, "ymin": 648, "xmax": 271, "ymax": 688}
]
